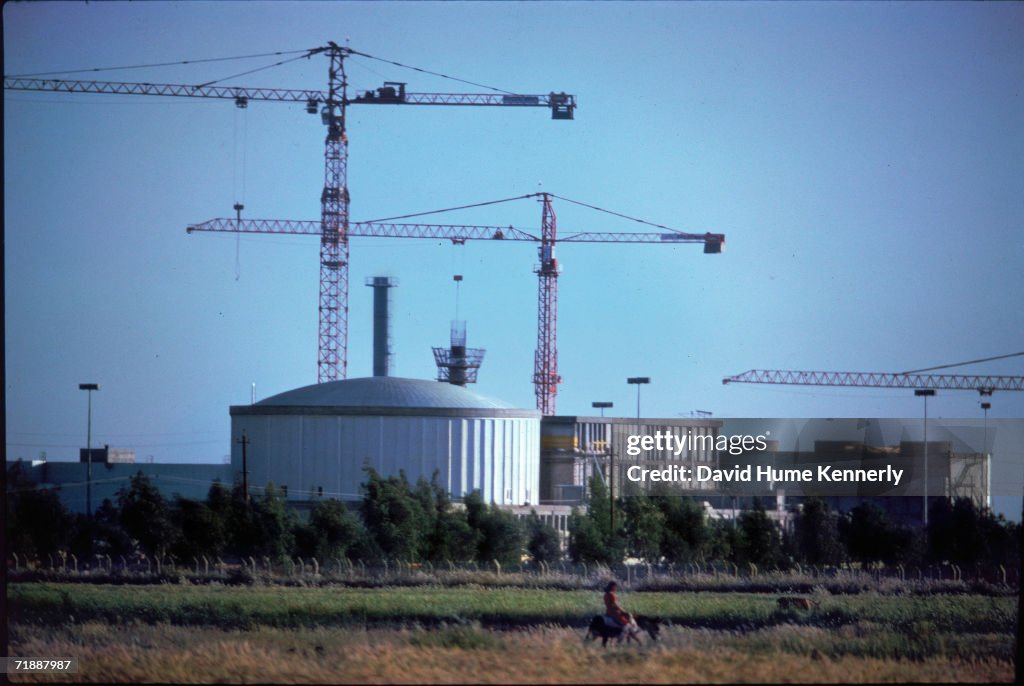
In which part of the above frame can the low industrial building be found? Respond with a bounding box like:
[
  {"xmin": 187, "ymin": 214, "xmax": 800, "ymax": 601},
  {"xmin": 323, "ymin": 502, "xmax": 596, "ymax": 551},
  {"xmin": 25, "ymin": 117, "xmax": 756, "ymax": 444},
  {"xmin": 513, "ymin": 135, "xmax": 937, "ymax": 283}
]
[
  {"xmin": 11, "ymin": 459, "xmax": 232, "ymax": 514},
  {"xmin": 539, "ymin": 415, "xmax": 724, "ymax": 504}
]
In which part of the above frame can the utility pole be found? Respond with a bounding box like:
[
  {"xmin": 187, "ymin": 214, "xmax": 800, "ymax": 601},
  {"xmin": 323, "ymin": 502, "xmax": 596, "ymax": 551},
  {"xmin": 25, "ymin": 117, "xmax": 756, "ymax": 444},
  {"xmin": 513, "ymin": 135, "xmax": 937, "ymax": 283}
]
[
  {"xmin": 78, "ymin": 383, "xmax": 100, "ymax": 517},
  {"xmin": 609, "ymin": 446, "xmax": 615, "ymax": 533},
  {"xmin": 236, "ymin": 432, "xmax": 250, "ymax": 504},
  {"xmin": 981, "ymin": 400, "xmax": 991, "ymax": 509},
  {"xmin": 915, "ymin": 389, "xmax": 935, "ymax": 527}
]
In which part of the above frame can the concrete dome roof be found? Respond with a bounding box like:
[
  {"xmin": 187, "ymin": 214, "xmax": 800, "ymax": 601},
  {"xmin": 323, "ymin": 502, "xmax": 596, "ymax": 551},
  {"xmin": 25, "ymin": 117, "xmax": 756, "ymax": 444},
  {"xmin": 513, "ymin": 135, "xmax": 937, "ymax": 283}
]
[{"xmin": 233, "ymin": 377, "xmax": 539, "ymax": 419}]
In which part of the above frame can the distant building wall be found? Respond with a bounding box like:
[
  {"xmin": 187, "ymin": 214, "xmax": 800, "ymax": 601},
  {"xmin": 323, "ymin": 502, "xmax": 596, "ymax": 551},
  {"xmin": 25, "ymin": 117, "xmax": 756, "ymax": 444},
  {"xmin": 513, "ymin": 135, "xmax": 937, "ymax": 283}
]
[
  {"xmin": 539, "ymin": 416, "xmax": 723, "ymax": 504},
  {"xmin": 79, "ymin": 445, "xmax": 135, "ymax": 464},
  {"xmin": 231, "ymin": 413, "xmax": 540, "ymax": 505},
  {"xmin": 12, "ymin": 460, "xmax": 233, "ymax": 514},
  {"xmin": 230, "ymin": 377, "xmax": 542, "ymax": 506}
]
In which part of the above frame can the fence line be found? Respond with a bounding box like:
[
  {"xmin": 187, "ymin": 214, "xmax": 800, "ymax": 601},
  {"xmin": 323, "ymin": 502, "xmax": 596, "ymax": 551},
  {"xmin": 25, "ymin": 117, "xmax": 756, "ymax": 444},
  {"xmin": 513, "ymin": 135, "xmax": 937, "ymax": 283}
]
[{"xmin": 7, "ymin": 554, "xmax": 1019, "ymax": 588}]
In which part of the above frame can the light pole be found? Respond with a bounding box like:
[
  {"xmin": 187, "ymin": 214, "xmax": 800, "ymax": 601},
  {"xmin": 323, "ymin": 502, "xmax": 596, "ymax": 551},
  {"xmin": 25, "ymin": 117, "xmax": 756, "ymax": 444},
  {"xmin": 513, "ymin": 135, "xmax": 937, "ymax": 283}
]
[
  {"xmin": 981, "ymin": 401, "xmax": 991, "ymax": 456},
  {"xmin": 592, "ymin": 401, "xmax": 614, "ymax": 526},
  {"xmin": 79, "ymin": 383, "xmax": 100, "ymax": 517},
  {"xmin": 981, "ymin": 400, "xmax": 991, "ymax": 509},
  {"xmin": 915, "ymin": 389, "xmax": 935, "ymax": 527},
  {"xmin": 621, "ymin": 377, "xmax": 650, "ymax": 531},
  {"xmin": 627, "ymin": 377, "xmax": 650, "ymax": 424}
]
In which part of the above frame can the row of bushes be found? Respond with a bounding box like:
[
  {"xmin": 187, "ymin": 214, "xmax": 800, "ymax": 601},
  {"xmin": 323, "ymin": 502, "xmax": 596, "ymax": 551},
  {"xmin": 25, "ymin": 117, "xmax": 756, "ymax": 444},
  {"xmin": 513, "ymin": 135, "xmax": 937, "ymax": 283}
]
[
  {"xmin": 569, "ymin": 476, "xmax": 1020, "ymax": 568},
  {"xmin": 6, "ymin": 462, "xmax": 558, "ymax": 567},
  {"xmin": 7, "ymin": 462, "xmax": 1020, "ymax": 570},
  {"xmin": 9, "ymin": 583, "xmax": 1017, "ymax": 634},
  {"xmin": 9, "ymin": 559, "xmax": 1017, "ymax": 595}
]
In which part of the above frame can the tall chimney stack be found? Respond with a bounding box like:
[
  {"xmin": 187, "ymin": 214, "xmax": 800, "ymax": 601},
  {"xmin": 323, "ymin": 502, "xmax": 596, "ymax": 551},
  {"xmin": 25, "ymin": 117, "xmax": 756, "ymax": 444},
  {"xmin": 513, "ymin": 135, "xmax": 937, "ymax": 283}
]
[{"xmin": 365, "ymin": 276, "xmax": 398, "ymax": 377}]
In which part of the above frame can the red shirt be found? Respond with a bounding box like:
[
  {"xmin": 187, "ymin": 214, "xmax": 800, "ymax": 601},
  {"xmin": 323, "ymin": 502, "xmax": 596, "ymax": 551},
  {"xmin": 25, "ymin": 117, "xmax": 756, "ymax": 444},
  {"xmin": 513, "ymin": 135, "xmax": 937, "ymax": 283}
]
[{"xmin": 604, "ymin": 590, "xmax": 630, "ymax": 624}]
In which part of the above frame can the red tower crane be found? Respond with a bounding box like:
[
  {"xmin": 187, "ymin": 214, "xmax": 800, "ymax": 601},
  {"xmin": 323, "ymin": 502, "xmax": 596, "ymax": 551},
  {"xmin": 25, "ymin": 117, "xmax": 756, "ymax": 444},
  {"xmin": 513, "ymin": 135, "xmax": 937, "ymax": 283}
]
[
  {"xmin": 5, "ymin": 43, "xmax": 576, "ymax": 384},
  {"xmin": 186, "ymin": 191, "xmax": 725, "ymax": 414}
]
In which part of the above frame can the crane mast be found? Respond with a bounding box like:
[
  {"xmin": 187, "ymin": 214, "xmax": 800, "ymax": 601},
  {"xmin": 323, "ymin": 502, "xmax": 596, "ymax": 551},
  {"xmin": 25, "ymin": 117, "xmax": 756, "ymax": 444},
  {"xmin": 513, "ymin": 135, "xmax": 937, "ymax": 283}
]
[
  {"xmin": 318, "ymin": 43, "xmax": 349, "ymax": 381},
  {"xmin": 534, "ymin": 193, "xmax": 559, "ymax": 414}
]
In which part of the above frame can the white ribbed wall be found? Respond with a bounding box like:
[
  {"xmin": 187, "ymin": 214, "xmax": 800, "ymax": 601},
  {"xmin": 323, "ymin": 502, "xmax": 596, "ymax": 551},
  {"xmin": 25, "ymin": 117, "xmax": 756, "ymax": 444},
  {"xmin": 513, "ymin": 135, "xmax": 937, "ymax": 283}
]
[{"xmin": 231, "ymin": 414, "xmax": 540, "ymax": 505}]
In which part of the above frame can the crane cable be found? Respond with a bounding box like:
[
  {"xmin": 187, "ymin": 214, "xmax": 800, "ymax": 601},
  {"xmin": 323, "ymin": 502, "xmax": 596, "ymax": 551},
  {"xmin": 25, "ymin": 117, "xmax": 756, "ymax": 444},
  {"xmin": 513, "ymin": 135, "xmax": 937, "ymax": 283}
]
[
  {"xmin": 362, "ymin": 195, "xmax": 536, "ymax": 223},
  {"xmin": 348, "ymin": 49, "xmax": 520, "ymax": 95},
  {"xmin": 900, "ymin": 352, "xmax": 1024, "ymax": 375},
  {"xmin": 548, "ymin": 193, "xmax": 695, "ymax": 235},
  {"xmin": 5, "ymin": 49, "xmax": 313, "ymax": 78},
  {"xmin": 365, "ymin": 192, "xmax": 701, "ymax": 237},
  {"xmin": 8, "ymin": 45, "xmax": 529, "ymax": 98},
  {"xmin": 195, "ymin": 51, "xmax": 318, "ymax": 88}
]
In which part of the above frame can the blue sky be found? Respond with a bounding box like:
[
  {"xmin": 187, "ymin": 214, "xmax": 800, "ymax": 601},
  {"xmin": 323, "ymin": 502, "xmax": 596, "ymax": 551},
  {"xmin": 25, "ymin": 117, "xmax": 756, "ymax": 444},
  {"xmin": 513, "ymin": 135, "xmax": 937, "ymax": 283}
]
[{"xmin": 5, "ymin": 2, "xmax": 1023, "ymax": 510}]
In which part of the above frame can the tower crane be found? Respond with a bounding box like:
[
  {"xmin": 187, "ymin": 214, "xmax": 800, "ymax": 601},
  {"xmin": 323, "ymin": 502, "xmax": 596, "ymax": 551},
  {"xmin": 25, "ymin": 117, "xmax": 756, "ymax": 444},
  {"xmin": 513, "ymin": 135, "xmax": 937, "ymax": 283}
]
[
  {"xmin": 188, "ymin": 192, "xmax": 726, "ymax": 414},
  {"xmin": 5, "ymin": 43, "xmax": 576, "ymax": 384}
]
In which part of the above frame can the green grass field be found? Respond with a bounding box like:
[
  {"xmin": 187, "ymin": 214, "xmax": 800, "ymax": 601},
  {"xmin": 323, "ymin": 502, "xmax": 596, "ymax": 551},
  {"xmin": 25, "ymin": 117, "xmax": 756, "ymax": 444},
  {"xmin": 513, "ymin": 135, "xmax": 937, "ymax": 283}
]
[{"xmin": 7, "ymin": 582, "xmax": 1018, "ymax": 683}]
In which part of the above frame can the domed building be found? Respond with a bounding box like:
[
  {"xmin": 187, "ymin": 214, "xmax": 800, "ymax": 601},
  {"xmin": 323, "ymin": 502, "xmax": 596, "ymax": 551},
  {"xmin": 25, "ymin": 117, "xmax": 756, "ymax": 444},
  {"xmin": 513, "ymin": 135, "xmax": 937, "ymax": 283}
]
[{"xmin": 229, "ymin": 376, "xmax": 541, "ymax": 505}]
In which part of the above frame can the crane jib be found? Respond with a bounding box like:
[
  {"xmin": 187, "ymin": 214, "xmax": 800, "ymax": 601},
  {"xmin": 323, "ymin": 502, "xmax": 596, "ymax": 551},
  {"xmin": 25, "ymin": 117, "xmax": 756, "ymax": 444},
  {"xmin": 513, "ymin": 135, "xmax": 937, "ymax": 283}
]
[
  {"xmin": 722, "ymin": 369, "xmax": 1024, "ymax": 392},
  {"xmin": 3, "ymin": 78, "xmax": 576, "ymax": 118}
]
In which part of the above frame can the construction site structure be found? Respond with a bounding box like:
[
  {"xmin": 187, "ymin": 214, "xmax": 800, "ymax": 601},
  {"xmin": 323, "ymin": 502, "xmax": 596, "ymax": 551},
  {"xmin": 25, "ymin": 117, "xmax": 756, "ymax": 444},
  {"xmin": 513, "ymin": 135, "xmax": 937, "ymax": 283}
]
[{"xmin": 433, "ymin": 321, "xmax": 486, "ymax": 387}]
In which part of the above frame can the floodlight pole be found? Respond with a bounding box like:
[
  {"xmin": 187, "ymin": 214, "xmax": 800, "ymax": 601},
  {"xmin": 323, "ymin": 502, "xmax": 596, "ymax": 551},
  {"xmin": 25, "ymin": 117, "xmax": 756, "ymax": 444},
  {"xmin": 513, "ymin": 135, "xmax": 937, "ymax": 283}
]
[
  {"xmin": 628, "ymin": 377, "xmax": 650, "ymax": 424},
  {"xmin": 915, "ymin": 389, "xmax": 935, "ymax": 527},
  {"xmin": 981, "ymin": 401, "xmax": 991, "ymax": 457},
  {"xmin": 79, "ymin": 383, "xmax": 100, "ymax": 517},
  {"xmin": 592, "ymin": 401, "xmax": 615, "ymax": 528},
  {"xmin": 622, "ymin": 377, "xmax": 650, "ymax": 532},
  {"xmin": 981, "ymin": 400, "xmax": 991, "ymax": 509}
]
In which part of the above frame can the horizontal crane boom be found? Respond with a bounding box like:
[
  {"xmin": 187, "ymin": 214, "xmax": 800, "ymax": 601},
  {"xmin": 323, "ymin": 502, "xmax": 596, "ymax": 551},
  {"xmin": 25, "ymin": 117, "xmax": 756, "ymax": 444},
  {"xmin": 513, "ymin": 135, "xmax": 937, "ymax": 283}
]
[
  {"xmin": 723, "ymin": 369, "xmax": 1024, "ymax": 393},
  {"xmin": 4, "ymin": 77, "xmax": 321, "ymax": 103},
  {"xmin": 186, "ymin": 217, "xmax": 722, "ymax": 246},
  {"xmin": 4, "ymin": 77, "xmax": 571, "ymax": 113}
]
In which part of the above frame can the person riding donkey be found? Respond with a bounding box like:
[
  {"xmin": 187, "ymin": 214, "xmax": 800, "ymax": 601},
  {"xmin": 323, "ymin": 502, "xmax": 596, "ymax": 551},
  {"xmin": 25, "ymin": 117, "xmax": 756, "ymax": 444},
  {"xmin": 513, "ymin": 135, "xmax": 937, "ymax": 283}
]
[
  {"xmin": 603, "ymin": 580, "xmax": 636, "ymax": 630},
  {"xmin": 586, "ymin": 580, "xmax": 661, "ymax": 646}
]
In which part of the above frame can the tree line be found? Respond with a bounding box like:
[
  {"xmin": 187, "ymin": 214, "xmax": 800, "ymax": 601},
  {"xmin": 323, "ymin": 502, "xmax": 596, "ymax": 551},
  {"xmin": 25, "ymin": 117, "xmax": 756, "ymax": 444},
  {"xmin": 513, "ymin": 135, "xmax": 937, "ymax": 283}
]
[
  {"xmin": 5, "ymin": 462, "xmax": 559, "ymax": 567},
  {"xmin": 569, "ymin": 476, "xmax": 1019, "ymax": 570},
  {"xmin": 6, "ymin": 462, "xmax": 1019, "ymax": 569}
]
